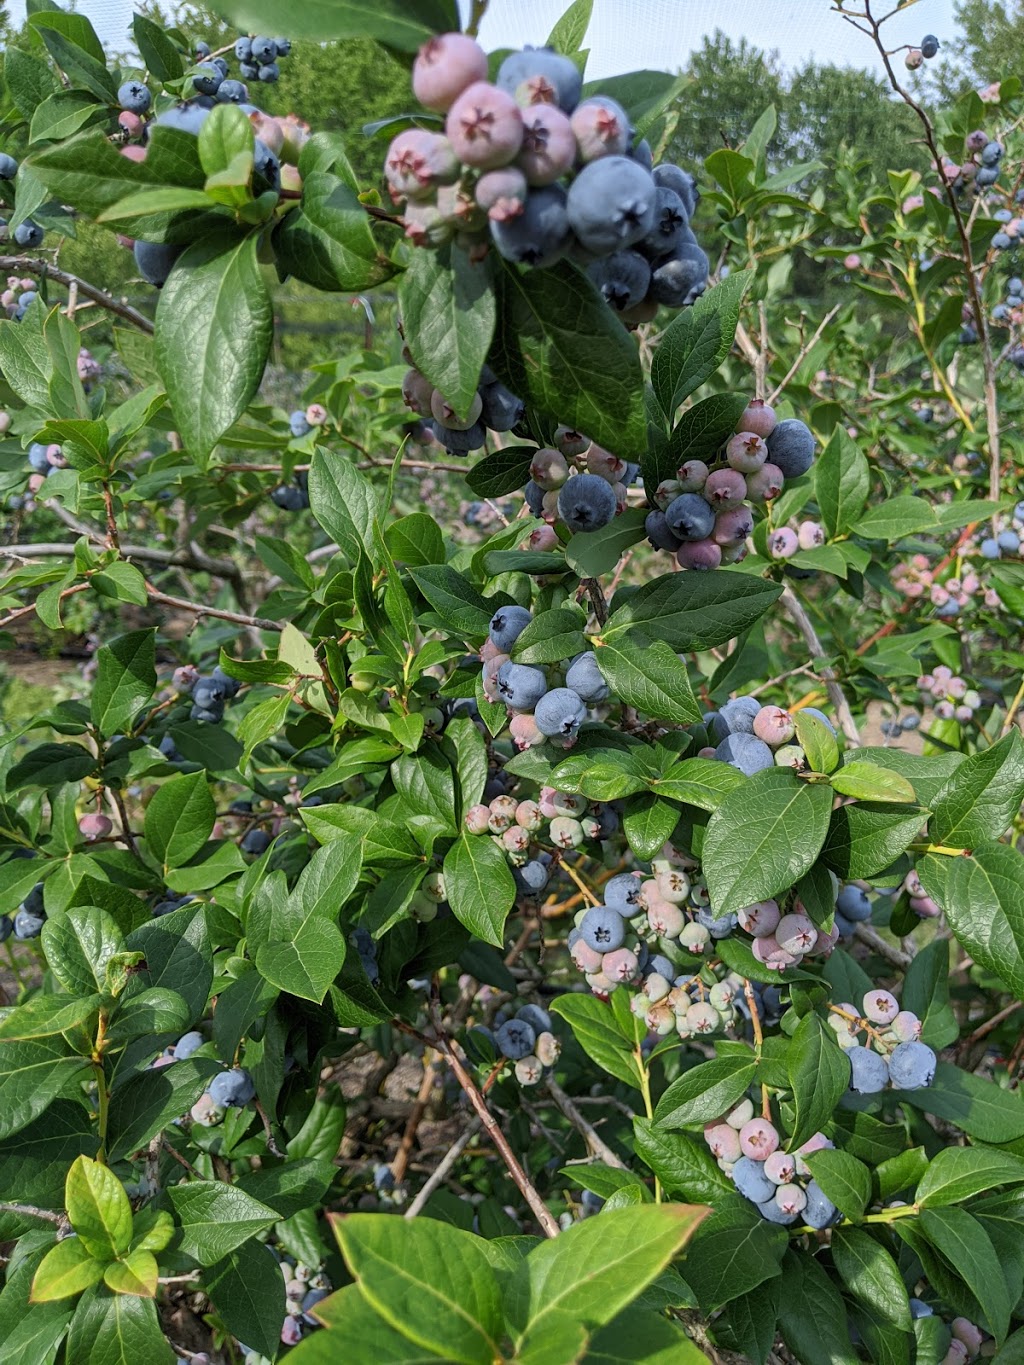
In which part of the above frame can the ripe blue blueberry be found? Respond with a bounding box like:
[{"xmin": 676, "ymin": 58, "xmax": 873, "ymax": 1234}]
[
  {"xmin": 253, "ymin": 139, "xmax": 280, "ymax": 190},
  {"xmin": 490, "ymin": 185, "xmax": 572, "ymax": 268},
  {"xmin": 234, "ymin": 37, "xmax": 253, "ymax": 61},
  {"xmin": 638, "ymin": 187, "xmax": 688, "ymax": 257},
  {"xmin": 997, "ymin": 530, "xmax": 1020, "ymax": 552},
  {"xmin": 908, "ymin": 1299, "xmax": 933, "ymax": 1319},
  {"xmin": 534, "ymin": 686, "xmax": 586, "ymax": 737},
  {"xmin": 258, "ymin": 62, "xmax": 279, "ymax": 83},
  {"xmin": 888, "ymin": 1040, "xmax": 936, "ymax": 1089},
  {"xmin": 980, "ymin": 140, "xmax": 1003, "ymax": 167},
  {"xmin": 191, "ymin": 64, "xmax": 222, "ymax": 96},
  {"xmin": 980, "ymin": 537, "xmax": 1001, "ymax": 559},
  {"xmin": 516, "ymin": 1003, "xmax": 552, "ymax": 1035},
  {"xmin": 13, "ymin": 221, "xmax": 44, "ymax": 249},
  {"xmin": 732, "ymin": 1156, "xmax": 775, "ymax": 1204},
  {"xmin": 209, "ymin": 1067, "xmax": 255, "ymax": 1107},
  {"xmin": 565, "ymin": 653, "xmax": 609, "ymax": 702},
  {"xmin": 653, "ymin": 163, "xmax": 698, "ymax": 216},
  {"xmin": 431, "ymin": 418, "xmax": 486, "ymax": 453},
  {"xmin": 496, "ymin": 47, "xmax": 582, "ymax": 113},
  {"xmin": 696, "ymin": 908, "xmax": 738, "ymax": 939},
  {"xmin": 134, "ymin": 240, "xmax": 183, "ymax": 287},
  {"xmin": 289, "ymin": 410, "xmax": 312, "ymax": 438},
  {"xmin": 648, "ymin": 241, "xmax": 709, "ymax": 307},
  {"xmin": 604, "ymin": 872, "xmax": 643, "ymax": 913},
  {"xmin": 0, "ymin": 153, "xmax": 18, "ymax": 180},
  {"xmin": 920, "ymin": 34, "xmax": 939, "ymax": 57},
  {"xmin": 665, "ymin": 493, "xmax": 715, "ymax": 542},
  {"xmin": 216, "ymin": 79, "xmax": 249, "ymax": 104},
  {"xmin": 646, "ymin": 510, "xmax": 682, "ymax": 551},
  {"xmin": 194, "ymin": 41, "xmax": 211, "ymax": 58},
  {"xmin": 240, "ymin": 828, "xmax": 272, "ymax": 855},
  {"xmin": 586, "ymin": 250, "xmax": 651, "ymax": 311},
  {"xmin": 847, "ymin": 1045, "xmax": 890, "ymax": 1094},
  {"xmin": 489, "ymin": 605, "xmax": 532, "ymax": 651},
  {"xmin": 27, "ymin": 443, "xmax": 50, "ymax": 473},
  {"xmin": 274, "ymin": 38, "xmax": 291, "ymax": 56},
  {"xmin": 271, "ymin": 485, "xmax": 307, "ymax": 510},
  {"xmin": 836, "ymin": 884, "xmax": 872, "ymax": 921},
  {"xmin": 801, "ymin": 707, "xmax": 836, "ymax": 735},
  {"xmin": 513, "ymin": 859, "xmax": 550, "ymax": 895},
  {"xmin": 579, "ymin": 904, "xmax": 626, "ymax": 952},
  {"xmin": 525, "ymin": 480, "xmax": 546, "ymax": 516},
  {"xmin": 803, "ymin": 1179, "xmax": 840, "ymax": 1229},
  {"xmin": 118, "ymin": 81, "xmax": 152, "ymax": 113},
  {"xmin": 566, "ymin": 156, "xmax": 657, "ymax": 254},
  {"xmin": 715, "ymin": 732, "xmax": 774, "ymax": 775},
  {"xmin": 631, "ymin": 137, "xmax": 653, "ymax": 170},
  {"xmin": 175, "ymin": 1031, "xmax": 204, "ymax": 1059},
  {"xmin": 648, "ymin": 953, "xmax": 676, "ymax": 979},
  {"xmin": 155, "ymin": 100, "xmax": 213, "ymax": 136},
  {"xmin": 495, "ymin": 1018, "xmax": 536, "ymax": 1060},
  {"xmin": 251, "ymin": 36, "xmax": 277, "ymax": 64},
  {"xmin": 557, "ymin": 473, "xmax": 617, "ymax": 532},
  {"xmin": 13, "ymin": 906, "xmax": 45, "ymax": 938},
  {"xmin": 720, "ymin": 696, "xmax": 760, "ymax": 732},
  {"xmin": 479, "ymin": 381, "xmax": 524, "ymax": 433},
  {"xmin": 238, "ymin": 61, "xmax": 259, "ymax": 80},
  {"xmin": 766, "ymin": 419, "xmax": 816, "ymax": 478},
  {"xmin": 0, "ymin": 915, "xmax": 12, "ymax": 943},
  {"xmin": 495, "ymin": 661, "xmax": 548, "ymax": 709}
]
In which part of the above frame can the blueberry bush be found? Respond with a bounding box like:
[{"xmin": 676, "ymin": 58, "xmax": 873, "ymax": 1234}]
[{"xmin": 1, "ymin": 0, "xmax": 1024, "ymax": 1361}]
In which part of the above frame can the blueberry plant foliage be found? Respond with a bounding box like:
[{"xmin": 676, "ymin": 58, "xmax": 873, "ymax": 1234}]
[{"xmin": 0, "ymin": 0, "xmax": 1024, "ymax": 1361}]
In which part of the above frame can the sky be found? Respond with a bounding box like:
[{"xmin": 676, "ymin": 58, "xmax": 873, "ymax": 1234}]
[{"xmin": 3, "ymin": 0, "xmax": 962, "ymax": 79}]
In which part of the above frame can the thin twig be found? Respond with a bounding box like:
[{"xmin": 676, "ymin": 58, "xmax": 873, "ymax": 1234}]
[
  {"xmin": 391, "ymin": 1056, "xmax": 438, "ymax": 1186},
  {"xmin": 403, "ymin": 1117, "xmax": 482, "ymax": 1219},
  {"xmin": 0, "ymin": 1202, "xmax": 63, "ymax": 1224},
  {"xmin": 778, "ymin": 586, "xmax": 860, "ymax": 745},
  {"xmin": 854, "ymin": 922, "xmax": 912, "ymax": 970},
  {"xmin": 545, "ymin": 1076, "xmax": 627, "ymax": 1169},
  {"xmin": 0, "ymin": 255, "xmax": 154, "ymax": 334},
  {"xmin": 767, "ymin": 305, "xmax": 841, "ymax": 405},
  {"xmin": 144, "ymin": 585, "xmax": 283, "ymax": 632}
]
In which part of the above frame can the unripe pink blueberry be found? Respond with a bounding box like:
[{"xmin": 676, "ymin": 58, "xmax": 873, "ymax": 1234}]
[
  {"xmin": 713, "ymin": 508, "xmax": 753, "ymax": 546},
  {"xmin": 402, "ymin": 367, "xmax": 433, "ymax": 416},
  {"xmin": 739, "ymin": 1117, "xmax": 780, "ymax": 1159},
  {"xmin": 654, "ymin": 478, "xmax": 682, "ymax": 509},
  {"xmin": 725, "ymin": 1097, "xmax": 755, "ymax": 1129},
  {"xmin": 703, "ymin": 468, "xmax": 747, "ymax": 510},
  {"xmin": 480, "ymin": 637, "xmax": 502, "ymax": 663},
  {"xmin": 549, "ymin": 816, "xmax": 584, "ymax": 849},
  {"xmin": 775, "ymin": 1183, "xmax": 807, "ymax": 1216},
  {"xmin": 431, "ymin": 388, "xmax": 483, "ymax": 430},
  {"xmin": 677, "ymin": 459, "xmax": 709, "ymax": 491},
  {"xmin": 515, "ymin": 799, "xmax": 543, "ymax": 830},
  {"xmin": 554, "ymin": 425, "xmax": 590, "ymax": 457},
  {"xmin": 685, "ymin": 1001, "xmax": 719, "ymax": 1035},
  {"xmin": 526, "ymin": 524, "xmax": 558, "ymax": 551},
  {"xmin": 118, "ymin": 110, "xmax": 143, "ymax": 136},
  {"xmin": 530, "ymin": 447, "xmax": 568, "ymax": 490},
  {"xmin": 475, "ymin": 166, "xmax": 528, "ymax": 221},
  {"xmin": 541, "ymin": 488, "xmax": 560, "ymax": 521},
  {"xmin": 517, "ymin": 104, "xmax": 576, "ymax": 185},
  {"xmin": 966, "ymin": 129, "xmax": 987, "ymax": 153},
  {"xmin": 764, "ymin": 1150, "xmax": 797, "ymax": 1184},
  {"xmin": 121, "ymin": 144, "xmax": 147, "ymax": 162},
  {"xmin": 172, "ymin": 664, "xmax": 199, "ymax": 692},
  {"xmin": 844, "ymin": 253, "xmax": 861, "ymax": 269},
  {"xmin": 385, "ymin": 129, "xmax": 459, "ymax": 199},
  {"xmin": 746, "ymin": 462, "xmax": 785, "ymax": 503},
  {"xmin": 705, "ymin": 1122, "xmax": 742, "ymax": 1162},
  {"xmin": 28, "ymin": 472, "xmax": 46, "ymax": 493},
  {"xmin": 775, "ymin": 912, "xmax": 817, "ymax": 956},
  {"xmin": 797, "ymin": 520, "xmax": 825, "ymax": 550},
  {"xmin": 738, "ymin": 900, "xmax": 780, "ymax": 937},
  {"xmin": 586, "ymin": 444, "xmax": 626, "ymax": 482},
  {"xmin": 412, "ymin": 33, "xmax": 489, "ymax": 112},
  {"xmin": 751, "ymin": 934, "xmax": 798, "ymax": 968},
  {"xmin": 446, "ymin": 82, "xmax": 524, "ymax": 170},
  {"xmin": 954, "ymin": 704, "xmax": 973, "ymax": 723},
  {"xmin": 905, "ymin": 47, "xmax": 923, "ymax": 69},
  {"xmin": 863, "ymin": 989, "xmax": 899, "ymax": 1024},
  {"xmin": 570, "ymin": 97, "xmax": 630, "ymax": 161},
  {"xmin": 571, "ymin": 938, "xmax": 603, "ymax": 973},
  {"xmin": 676, "ymin": 538, "xmax": 722, "ymax": 570},
  {"xmin": 726, "ymin": 431, "xmax": 768, "ymax": 473},
  {"xmin": 951, "ymin": 1319, "xmax": 984, "ymax": 1356},
  {"xmin": 305, "ymin": 403, "xmax": 327, "ymax": 425},
  {"xmin": 910, "ymin": 894, "xmax": 940, "ymax": 918},
  {"xmin": 736, "ymin": 399, "xmax": 777, "ymax": 439},
  {"xmin": 503, "ymin": 825, "xmax": 530, "ymax": 854},
  {"xmin": 753, "ymin": 705, "xmax": 795, "ymax": 747},
  {"xmin": 935, "ymin": 700, "xmax": 955, "ymax": 720},
  {"xmin": 647, "ymin": 900, "xmax": 686, "ymax": 937},
  {"xmin": 538, "ymin": 786, "xmax": 559, "ymax": 818},
  {"xmin": 890, "ymin": 1010, "xmax": 922, "ymax": 1042},
  {"xmin": 602, "ymin": 947, "xmax": 639, "ymax": 983},
  {"xmin": 768, "ymin": 527, "xmax": 799, "ymax": 559},
  {"xmin": 482, "ymin": 652, "xmax": 510, "ymax": 700},
  {"xmin": 78, "ymin": 812, "xmax": 113, "ymax": 841}
]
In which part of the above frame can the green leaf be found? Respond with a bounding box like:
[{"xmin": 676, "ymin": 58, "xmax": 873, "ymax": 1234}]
[
  {"xmin": 126, "ymin": 901, "xmax": 212, "ymax": 1023},
  {"xmin": 682, "ymin": 1197, "xmax": 787, "ymax": 1313},
  {"xmin": 198, "ymin": 102, "xmax": 253, "ymax": 181},
  {"xmin": 821, "ymin": 802, "xmax": 927, "ymax": 880},
  {"xmin": 64, "ymin": 1285, "xmax": 174, "ymax": 1365},
  {"xmin": 0, "ymin": 1103, "xmax": 98, "ymax": 1210},
  {"xmin": 920, "ymin": 844, "xmax": 1024, "ymax": 1000},
  {"xmin": 0, "ymin": 1035, "xmax": 90, "ymax": 1140},
  {"xmin": 651, "ymin": 392, "xmax": 750, "ymax": 486},
  {"xmin": 333, "ymin": 1212, "xmax": 504, "ymax": 1362},
  {"xmin": 777, "ymin": 1250, "xmax": 858, "ymax": 1365},
  {"xmin": 211, "ymin": 0, "xmax": 442, "ymax": 51},
  {"xmin": 714, "ymin": 1281, "xmax": 780, "ymax": 1365},
  {"xmin": 155, "ymin": 232, "xmax": 272, "ymax": 464},
  {"xmin": 168, "ymin": 1181, "xmax": 279, "ymax": 1266},
  {"xmin": 546, "ymin": 0, "xmax": 593, "ymax": 52},
  {"xmin": 385, "ymin": 513, "xmax": 445, "ymax": 568},
  {"xmin": 705, "ymin": 148, "xmax": 755, "ymax": 201},
  {"xmin": 275, "ymin": 173, "xmax": 394, "ymax": 291},
  {"xmin": 803, "ymin": 1149, "xmax": 871, "ymax": 1221},
  {"xmin": 31, "ymin": 1237, "xmax": 105, "ymax": 1303},
  {"xmin": 851, "ymin": 496, "xmax": 937, "ymax": 541},
  {"xmin": 32, "ymin": 19, "xmax": 116, "ymax": 100},
  {"xmin": 256, "ymin": 837, "xmax": 360, "ymax": 1002},
  {"xmin": 510, "ymin": 609, "xmax": 586, "ymax": 665},
  {"xmin": 465, "ymin": 446, "xmax": 537, "ymax": 499},
  {"xmin": 814, "ymin": 425, "xmax": 870, "ymax": 539},
  {"xmin": 928, "ymin": 731, "xmax": 1024, "ymax": 849},
  {"xmin": 41, "ymin": 905, "xmax": 124, "ymax": 996},
  {"xmin": 787, "ymin": 1013, "xmax": 852, "ymax": 1150},
  {"xmin": 91, "ymin": 561, "xmax": 149, "ymax": 607},
  {"xmin": 917, "ymin": 1147, "xmax": 1024, "ymax": 1208},
  {"xmin": 650, "ymin": 757, "xmax": 746, "ymax": 810},
  {"xmin": 702, "ymin": 769, "xmax": 833, "ymax": 915},
  {"xmin": 632, "ymin": 1117, "xmax": 734, "ymax": 1203},
  {"xmin": 106, "ymin": 1058, "xmax": 219, "ymax": 1163},
  {"xmin": 831, "ymin": 761, "xmax": 916, "ymax": 803},
  {"xmin": 564, "ymin": 507, "xmax": 647, "ymax": 577},
  {"xmin": 831, "ymin": 1227, "xmax": 911, "ymax": 1330},
  {"xmin": 144, "ymin": 769, "xmax": 215, "ymax": 870},
  {"xmin": 603, "ymin": 571, "xmax": 782, "ymax": 652},
  {"xmin": 204, "ymin": 1240, "xmax": 285, "ymax": 1360},
  {"xmin": 919, "ymin": 1207, "xmax": 1011, "ymax": 1340},
  {"xmin": 902, "ymin": 938, "xmax": 958, "ymax": 1049},
  {"xmin": 890, "ymin": 1062, "xmax": 1024, "ymax": 1144},
  {"xmin": 29, "ymin": 91, "xmax": 106, "ymax": 144},
  {"xmin": 793, "ymin": 710, "xmax": 840, "ymax": 775},
  {"xmin": 492, "ymin": 259, "xmax": 646, "ymax": 458},
  {"xmin": 5, "ymin": 46, "xmax": 61, "ymax": 122},
  {"xmin": 551, "ymin": 992, "xmax": 645, "ymax": 1090},
  {"xmin": 399, "ymin": 241, "xmax": 494, "ymax": 421},
  {"xmin": 622, "ymin": 791, "xmax": 682, "ymax": 860},
  {"xmin": 409, "ymin": 564, "xmax": 493, "ymax": 637},
  {"xmin": 103, "ymin": 1251, "xmax": 158, "ymax": 1298},
  {"xmin": 654, "ymin": 1053, "xmax": 758, "ymax": 1129},
  {"xmin": 0, "ymin": 992, "xmax": 100, "ymax": 1041},
  {"xmin": 651, "ymin": 270, "xmax": 753, "ymax": 419},
  {"xmin": 445, "ymin": 716, "xmax": 488, "ymax": 819},
  {"xmin": 131, "ymin": 13, "xmax": 183, "ymax": 81},
  {"xmin": 595, "ymin": 637, "xmax": 700, "ymax": 724},
  {"xmin": 443, "ymin": 834, "xmax": 516, "ymax": 948},
  {"xmin": 512, "ymin": 1203, "xmax": 706, "ymax": 1342}
]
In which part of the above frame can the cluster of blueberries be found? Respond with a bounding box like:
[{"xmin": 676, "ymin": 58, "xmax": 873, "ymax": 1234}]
[
  {"xmin": 940, "ymin": 125, "xmax": 1007, "ymax": 200},
  {"xmin": 1, "ymin": 274, "xmax": 43, "ymax": 321},
  {"xmin": 691, "ymin": 692, "xmax": 837, "ymax": 778},
  {"xmin": 915, "ymin": 666, "xmax": 983, "ymax": 726},
  {"xmin": 19, "ymin": 438, "xmax": 66, "ymax": 509},
  {"xmin": 0, "ymin": 880, "xmax": 45, "ymax": 941},
  {"xmin": 904, "ymin": 33, "xmax": 940, "ymax": 69},
  {"xmin": 118, "ymin": 33, "xmax": 290, "ymax": 124},
  {"xmin": 0, "ymin": 152, "xmax": 45, "ymax": 249},
  {"xmin": 646, "ymin": 401, "xmax": 818, "ymax": 567},
  {"xmin": 976, "ymin": 501, "xmax": 1024, "ymax": 558},
  {"xmin": 523, "ymin": 425, "xmax": 639, "ymax": 533},
  {"xmin": 403, "ymin": 361, "xmax": 524, "ymax": 455},
  {"xmin": 902, "ymin": 867, "xmax": 941, "ymax": 920},
  {"xmin": 704, "ymin": 1107, "xmax": 841, "ymax": 1228},
  {"xmin": 906, "ymin": 1305, "xmax": 989, "ymax": 1364},
  {"xmin": 165, "ymin": 662, "xmax": 243, "ymax": 724},
  {"xmin": 829, "ymin": 991, "xmax": 937, "ymax": 1092},
  {"xmin": 891, "ymin": 550, "xmax": 1005, "ymax": 620},
  {"xmin": 468, "ymin": 1001, "xmax": 562, "ymax": 1087},
  {"xmin": 387, "ymin": 35, "xmax": 708, "ymax": 318},
  {"xmin": 766, "ymin": 517, "xmax": 825, "ymax": 561}
]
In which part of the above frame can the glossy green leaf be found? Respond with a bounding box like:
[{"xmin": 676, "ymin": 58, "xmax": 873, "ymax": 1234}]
[
  {"xmin": 0, "ymin": 1035, "xmax": 90, "ymax": 1141},
  {"xmin": 595, "ymin": 637, "xmax": 700, "ymax": 724},
  {"xmin": 144, "ymin": 769, "xmax": 215, "ymax": 870},
  {"xmin": 651, "ymin": 270, "xmax": 753, "ymax": 419},
  {"xmin": 654, "ymin": 1053, "xmax": 757, "ymax": 1129},
  {"xmin": 204, "ymin": 1239, "xmax": 285, "ymax": 1359},
  {"xmin": 31, "ymin": 1238, "xmax": 104, "ymax": 1303},
  {"xmin": 632, "ymin": 1117, "xmax": 734, "ymax": 1203},
  {"xmin": 276, "ymin": 172, "xmax": 395, "ymax": 291},
  {"xmin": 682, "ymin": 1197, "xmax": 786, "ymax": 1313},
  {"xmin": 928, "ymin": 732, "xmax": 1024, "ymax": 849},
  {"xmin": 603, "ymin": 571, "xmax": 782, "ymax": 652},
  {"xmin": 106, "ymin": 1059, "xmax": 219, "ymax": 1163},
  {"xmin": 787, "ymin": 1013, "xmax": 852, "ymax": 1149},
  {"xmin": 400, "ymin": 242, "xmax": 494, "ymax": 421},
  {"xmin": 831, "ymin": 761, "xmax": 916, "ymax": 803},
  {"xmin": 803, "ymin": 1149, "xmax": 871, "ymax": 1221},
  {"xmin": 921, "ymin": 844, "xmax": 1024, "ymax": 1000},
  {"xmin": 551, "ymin": 992, "xmax": 645, "ymax": 1090},
  {"xmin": 822, "ymin": 802, "xmax": 927, "ymax": 880},
  {"xmin": 168, "ymin": 1181, "xmax": 279, "ymax": 1265},
  {"xmin": 916, "ymin": 1146, "xmax": 1024, "ymax": 1208},
  {"xmin": 814, "ymin": 425, "xmax": 870, "ymax": 539},
  {"xmin": 63, "ymin": 1285, "xmax": 174, "ymax": 1365},
  {"xmin": 64, "ymin": 1156, "xmax": 132, "ymax": 1260},
  {"xmin": 919, "ymin": 1207, "xmax": 1011, "ymax": 1340},
  {"xmin": 443, "ymin": 834, "xmax": 516, "ymax": 948}
]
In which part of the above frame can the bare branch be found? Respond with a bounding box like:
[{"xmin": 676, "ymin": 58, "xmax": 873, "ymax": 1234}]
[
  {"xmin": 0, "ymin": 255, "xmax": 154, "ymax": 334},
  {"xmin": 404, "ymin": 1117, "xmax": 482, "ymax": 1219}
]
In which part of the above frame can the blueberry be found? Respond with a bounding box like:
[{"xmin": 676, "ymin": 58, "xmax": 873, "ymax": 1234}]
[
  {"xmin": 250, "ymin": 35, "xmax": 277, "ymax": 64},
  {"xmin": 997, "ymin": 530, "xmax": 1020, "ymax": 552},
  {"xmin": 490, "ymin": 185, "xmax": 572, "ymax": 268},
  {"xmin": 630, "ymin": 137, "xmax": 653, "ymax": 170},
  {"xmin": 715, "ymin": 732, "xmax": 774, "ymax": 775},
  {"xmin": 495, "ymin": 1018, "xmax": 536, "ymax": 1060},
  {"xmin": 234, "ymin": 37, "xmax": 253, "ymax": 61},
  {"xmin": 836, "ymin": 884, "xmax": 872, "ymax": 921},
  {"xmin": 194, "ymin": 40, "xmax": 211, "ymax": 57},
  {"xmin": 766, "ymin": 419, "xmax": 816, "ymax": 478},
  {"xmin": 757, "ymin": 1197, "xmax": 799, "ymax": 1225},
  {"xmin": 653, "ymin": 163, "xmax": 698, "ymax": 216},
  {"xmin": 118, "ymin": 81, "xmax": 152, "ymax": 114},
  {"xmin": 638, "ymin": 187, "xmax": 688, "ymax": 257},
  {"xmin": 0, "ymin": 153, "xmax": 18, "ymax": 180},
  {"xmin": 191, "ymin": 64, "xmax": 222, "ymax": 96},
  {"xmin": 888, "ymin": 1041, "xmax": 936, "ymax": 1089},
  {"xmin": 803, "ymin": 1180, "xmax": 840, "ymax": 1229},
  {"xmin": 495, "ymin": 661, "xmax": 548, "ymax": 709},
  {"xmin": 557, "ymin": 473, "xmax": 617, "ymax": 532},
  {"xmin": 301, "ymin": 1287, "xmax": 328, "ymax": 1324},
  {"xmin": 603, "ymin": 874, "xmax": 641, "ymax": 914},
  {"xmin": 240, "ymin": 828, "xmax": 272, "ymax": 855},
  {"xmin": 696, "ymin": 908, "xmax": 737, "ymax": 939},
  {"xmin": 253, "ymin": 139, "xmax": 280, "ymax": 191},
  {"xmin": 665, "ymin": 493, "xmax": 715, "ymax": 542},
  {"xmin": 13, "ymin": 221, "xmax": 44, "ymax": 249},
  {"xmin": 216, "ymin": 80, "xmax": 249, "ymax": 104},
  {"xmin": 980, "ymin": 140, "xmax": 1003, "ymax": 167},
  {"xmin": 513, "ymin": 859, "xmax": 550, "ymax": 896},
  {"xmin": 258, "ymin": 62, "xmax": 279, "ymax": 83},
  {"xmin": 516, "ymin": 1004, "xmax": 552, "ymax": 1035},
  {"xmin": 27, "ymin": 443, "xmax": 50, "ymax": 472},
  {"xmin": 208, "ymin": 1067, "xmax": 255, "ymax": 1107},
  {"xmin": 732, "ymin": 1156, "xmax": 775, "ymax": 1204},
  {"xmin": 134, "ymin": 240, "xmax": 183, "ymax": 287},
  {"xmin": 647, "ymin": 242, "xmax": 709, "ymax": 307},
  {"xmin": 909, "ymin": 1298, "xmax": 933, "ymax": 1319},
  {"xmin": 496, "ymin": 47, "xmax": 582, "ymax": 113},
  {"xmin": 193, "ymin": 677, "xmax": 227, "ymax": 708},
  {"xmin": 430, "ymin": 418, "xmax": 486, "ymax": 453},
  {"xmin": 525, "ymin": 481, "xmax": 546, "ymax": 516},
  {"xmin": 648, "ymin": 953, "xmax": 675, "ymax": 979},
  {"xmin": 154, "ymin": 100, "xmax": 213, "ymax": 136},
  {"xmin": 289, "ymin": 410, "xmax": 312, "ymax": 437},
  {"xmin": 645, "ymin": 509, "xmax": 682, "ymax": 551},
  {"xmin": 565, "ymin": 652, "xmax": 609, "ymax": 703},
  {"xmin": 920, "ymin": 34, "xmax": 939, "ymax": 57},
  {"xmin": 980, "ymin": 537, "xmax": 1001, "ymax": 559},
  {"xmin": 175, "ymin": 1030, "xmax": 203, "ymax": 1059},
  {"xmin": 191, "ymin": 702, "xmax": 225, "ymax": 724},
  {"xmin": 579, "ymin": 904, "xmax": 626, "ymax": 952},
  {"xmin": 0, "ymin": 915, "xmax": 12, "ymax": 942},
  {"xmin": 534, "ymin": 686, "xmax": 586, "ymax": 737},
  {"xmin": 478, "ymin": 381, "xmax": 524, "ymax": 433},
  {"xmin": 586, "ymin": 250, "xmax": 651, "ymax": 311},
  {"xmin": 566, "ymin": 157, "xmax": 657, "ymax": 255},
  {"xmin": 271, "ymin": 485, "xmax": 306, "ymax": 510},
  {"xmin": 238, "ymin": 62, "xmax": 259, "ymax": 80},
  {"xmin": 274, "ymin": 38, "xmax": 291, "ymax": 56},
  {"xmin": 13, "ymin": 906, "xmax": 45, "ymax": 938},
  {"xmin": 489, "ymin": 605, "xmax": 532, "ymax": 651},
  {"xmin": 848, "ymin": 1045, "xmax": 890, "ymax": 1094}
]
